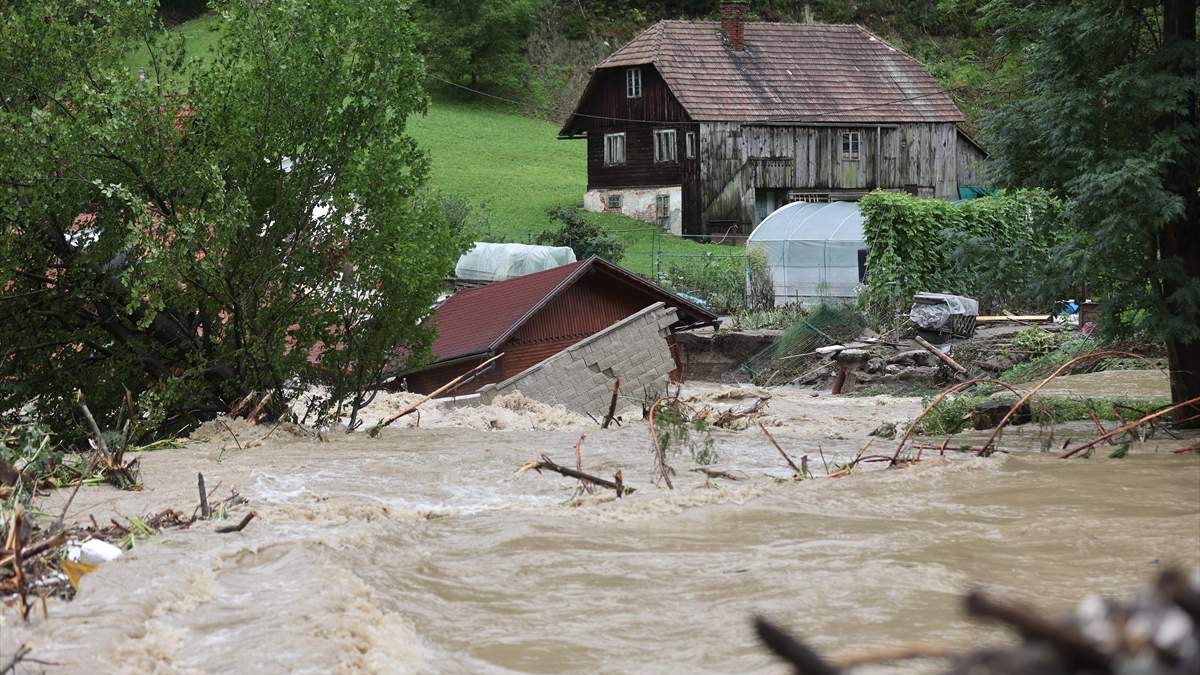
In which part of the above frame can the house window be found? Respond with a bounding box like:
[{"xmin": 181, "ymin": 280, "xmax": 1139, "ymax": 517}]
[
  {"xmin": 786, "ymin": 191, "xmax": 830, "ymax": 203},
  {"xmin": 604, "ymin": 132, "xmax": 625, "ymax": 166},
  {"xmin": 841, "ymin": 131, "xmax": 861, "ymax": 160},
  {"xmin": 655, "ymin": 194, "xmax": 670, "ymax": 228},
  {"xmin": 654, "ymin": 129, "xmax": 677, "ymax": 163},
  {"xmin": 606, "ymin": 193, "xmax": 623, "ymax": 209},
  {"xmin": 626, "ymin": 68, "xmax": 642, "ymax": 98},
  {"xmin": 685, "ymin": 132, "xmax": 696, "ymax": 159}
]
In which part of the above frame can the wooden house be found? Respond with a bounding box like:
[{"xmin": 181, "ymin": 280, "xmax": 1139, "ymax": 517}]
[
  {"xmin": 398, "ymin": 257, "xmax": 717, "ymax": 395},
  {"xmin": 559, "ymin": 1, "xmax": 987, "ymax": 236}
]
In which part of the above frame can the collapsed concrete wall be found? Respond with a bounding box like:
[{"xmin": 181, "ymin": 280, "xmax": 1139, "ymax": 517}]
[{"xmin": 476, "ymin": 303, "xmax": 678, "ymax": 418}]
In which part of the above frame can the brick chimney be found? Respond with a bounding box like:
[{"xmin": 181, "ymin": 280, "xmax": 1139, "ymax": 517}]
[{"xmin": 721, "ymin": 1, "xmax": 748, "ymax": 51}]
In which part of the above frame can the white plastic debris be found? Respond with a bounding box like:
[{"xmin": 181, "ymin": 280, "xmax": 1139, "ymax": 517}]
[{"xmin": 65, "ymin": 539, "xmax": 124, "ymax": 565}]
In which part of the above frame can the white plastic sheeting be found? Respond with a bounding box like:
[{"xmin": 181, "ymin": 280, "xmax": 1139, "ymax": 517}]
[
  {"xmin": 746, "ymin": 201, "xmax": 867, "ymax": 305},
  {"xmin": 455, "ymin": 242, "xmax": 577, "ymax": 282}
]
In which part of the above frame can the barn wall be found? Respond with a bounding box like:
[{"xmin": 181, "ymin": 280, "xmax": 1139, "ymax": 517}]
[
  {"xmin": 703, "ymin": 122, "xmax": 965, "ymax": 229},
  {"xmin": 956, "ymin": 133, "xmax": 989, "ymax": 187}
]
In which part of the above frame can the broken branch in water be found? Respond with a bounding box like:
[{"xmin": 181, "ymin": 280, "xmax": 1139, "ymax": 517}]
[
  {"xmin": 891, "ymin": 377, "xmax": 1023, "ymax": 463},
  {"xmin": 980, "ymin": 350, "xmax": 1163, "ymax": 454},
  {"xmin": 516, "ymin": 454, "xmax": 634, "ymax": 496},
  {"xmin": 215, "ymin": 511, "xmax": 256, "ymax": 534},
  {"xmin": 368, "ymin": 353, "xmax": 504, "ymax": 436},
  {"xmin": 198, "ymin": 472, "xmax": 211, "ymax": 519},
  {"xmin": 758, "ymin": 422, "xmax": 804, "ymax": 479},
  {"xmin": 1059, "ymin": 395, "xmax": 1200, "ymax": 459},
  {"xmin": 601, "ymin": 379, "xmax": 621, "ymax": 429},
  {"xmin": 691, "ymin": 467, "xmax": 741, "ymax": 481},
  {"xmin": 646, "ymin": 397, "xmax": 675, "ymax": 490},
  {"xmin": 830, "ymin": 644, "xmax": 956, "ymax": 668},
  {"xmin": 753, "ymin": 616, "xmax": 841, "ymax": 675},
  {"xmin": 964, "ymin": 589, "xmax": 1110, "ymax": 671},
  {"xmin": 574, "ymin": 433, "xmax": 592, "ymax": 494}
]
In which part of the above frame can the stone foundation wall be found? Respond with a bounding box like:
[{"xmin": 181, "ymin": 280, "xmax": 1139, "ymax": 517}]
[
  {"xmin": 477, "ymin": 303, "xmax": 678, "ymax": 418},
  {"xmin": 583, "ymin": 186, "xmax": 682, "ymax": 236}
]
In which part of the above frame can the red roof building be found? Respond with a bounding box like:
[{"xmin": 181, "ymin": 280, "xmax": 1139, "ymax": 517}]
[{"xmin": 399, "ymin": 257, "xmax": 718, "ymax": 395}]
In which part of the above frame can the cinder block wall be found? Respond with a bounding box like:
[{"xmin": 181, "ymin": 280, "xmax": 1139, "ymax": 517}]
[{"xmin": 477, "ymin": 303, "xmax": 679, "ymax": 418}]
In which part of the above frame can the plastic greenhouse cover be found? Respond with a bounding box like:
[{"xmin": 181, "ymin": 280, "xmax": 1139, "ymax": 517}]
[
  {"xmin": 910, "ymin": 293, "xmax": 980, "ymax": 330},
  {"xmin": 747, "ymin": 201, "xmax": 865, "ymax": 244},
  {"xmin": 455, "ymin": 242, "xmax": 577, "ymax": 282}
]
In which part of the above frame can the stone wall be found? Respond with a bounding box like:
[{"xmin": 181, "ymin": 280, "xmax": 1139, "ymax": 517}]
[
  {"xmin": 476, "ymin": 303, "xmax": 679, "ymax": 418},
  {"xmin": 583, "ymin": 186, "xmax": 682, "ymax": 236}
]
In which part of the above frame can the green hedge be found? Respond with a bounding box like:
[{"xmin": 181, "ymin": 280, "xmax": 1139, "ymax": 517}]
[{"xmin": 859, "ymin": 189, "xmax": 1070, "ymax": 323}]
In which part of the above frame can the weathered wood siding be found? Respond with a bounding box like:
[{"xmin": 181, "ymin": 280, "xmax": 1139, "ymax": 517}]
[
  {"xmin": 956, "ymin": 132, "xmax": 989, "ymax": 187},
  {"xmin": 700, "ymin": 122, "xmax": 964, "ymax": 231}
]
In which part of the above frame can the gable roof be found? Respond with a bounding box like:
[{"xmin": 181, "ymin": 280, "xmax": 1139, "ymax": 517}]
[
  {"xmin": 425, "ymin": 256, "xmax": 717, "ymax": 364},
  {"xmin": 566, "ymin": 21, "xmax": 962, "ymax": 128}
]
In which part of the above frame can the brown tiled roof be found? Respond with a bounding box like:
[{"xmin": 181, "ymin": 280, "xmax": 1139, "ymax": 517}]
[
  {"xmin": 593, "ymin": 21, "xmax": 962, "ymax": 124},
  {"xmin": 424, "ymin": 257, "xmax": 717, "ymax": 365}
]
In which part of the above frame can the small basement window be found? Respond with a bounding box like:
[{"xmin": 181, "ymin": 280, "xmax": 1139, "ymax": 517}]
[
  {"xmin": 655, "ymin": 194, "xmax": 670, "ymax": 228},
  {"xmin": 626, "ymin": 68, "xmax": 642, "ymax": 98},
  {"xmin": 786, "ymin": 191, "xmax": 830, "ymax": 204},
  {"xmin": 654, "ymin": 129, "xmax": 677, "ymax": 163},
  {"xmin": 685, "ymin": 132, "xmax": 696, "ymax": 159},
  {"xmin": 841, "ymin": 131, "xmax": 861, "ymax": 160},
  {"xmin": 606, "ymin": 193, "xmax": 623, "ymax": 209},
  {"xmin": 604, "ymin": 132, "xmax": 626, "ymax": 166}
]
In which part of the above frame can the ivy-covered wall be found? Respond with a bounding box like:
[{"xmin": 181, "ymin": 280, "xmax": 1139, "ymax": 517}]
[{"xmin": 859, "ymin": 189, "xmax": 1070, "ymax": 323}]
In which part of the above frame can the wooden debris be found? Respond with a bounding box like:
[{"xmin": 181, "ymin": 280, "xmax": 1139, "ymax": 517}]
[
  {"xmin": 368, "ymin": 353, "xmax": 503, "ymax": 436},
  {"xmin": 601, "ymin": 379, "xmax": 621, "ymax": 429},
  {"xmin": 215, "ymin": 511, "xmax": 257, "ymax": 534},
  {"xmin": 914, "ymin": 335, "xmax": 968, "ymax": 375},
  {"xmin": 517, "ymin": 454, "xmax": 634, "ymax": 496},
  {"xmin": 758, "ymin": 422, "xmax": 805, "ymax": 479},
  {"xmin": 691, "ymin": 467, "xmax": 740, "ymax": 481},
  {"xmin": 1060, "ymin": 396, "xmax": 1200, "ymax": 459},
  {"xmin": 198, "ymin": 472, "xmax": 211, "ymax": 519}
]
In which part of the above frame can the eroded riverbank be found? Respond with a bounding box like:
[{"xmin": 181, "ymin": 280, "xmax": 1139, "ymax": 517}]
[{"xmin": 2, "ymin": 385, "xmax": 1197, "ymax": 674}]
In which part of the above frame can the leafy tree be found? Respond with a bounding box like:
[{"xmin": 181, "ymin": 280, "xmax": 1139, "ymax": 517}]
[
  {"xmin": 0, "ymin": 0, "xmax": 465, "ymax": 440},
  {"xmin": 414, "ymin": 0, "xmax": 540, "ymax": 93},
  {"xmin": 535, "ymin": 207, "xmax": 625, "ymax": 262},
  {"xmin": 985, "ymin": 0, "xmax": 1199, "ymax": 424}
]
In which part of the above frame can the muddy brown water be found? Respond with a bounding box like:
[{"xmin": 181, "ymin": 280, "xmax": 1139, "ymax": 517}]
[{"xmin": 2, "ymin": 384, "xmax": 1198, "ymax": 674}]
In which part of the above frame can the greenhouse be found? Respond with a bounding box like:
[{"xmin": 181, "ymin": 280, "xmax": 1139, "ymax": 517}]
[
  {"xmin": 454, "ymin": 242, "xmax": 577, "ymax": 282},
  {"xmin": 746, "ymin": 201, "xmax": 868, "ymax": 306}
]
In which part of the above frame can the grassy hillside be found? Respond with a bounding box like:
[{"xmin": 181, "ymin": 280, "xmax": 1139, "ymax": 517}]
[{"xmin": 131, "ymin": 13, "xmax": 735, "ymax": 276}]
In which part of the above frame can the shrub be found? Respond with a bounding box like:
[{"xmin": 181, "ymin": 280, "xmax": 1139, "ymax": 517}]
[{"xmin": 535, "ymin": 207, "xmax": 625, "ymax": 262}]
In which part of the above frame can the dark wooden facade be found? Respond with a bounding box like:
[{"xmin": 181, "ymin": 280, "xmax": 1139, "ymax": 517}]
[{"xmin": 561, "ymin": 20, "xmax": 988, "ymax": 236}]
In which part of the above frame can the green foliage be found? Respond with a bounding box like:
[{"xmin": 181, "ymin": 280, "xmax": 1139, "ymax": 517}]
[
  {"xmin": 0, "ymin": 0, "xmax": 465, "ymax": 440},
  {"xmin": 414, "ymin": 0, "xmax": 540, "ymax": 94},
  {"xmin": 535, "ymin": 207, "xmax": 625, "ymax": 262},
  {"xmin": 652, "ymin": 401, "xmax": 717, "ymax": 466},
  {"xmin": 1012, "ymin": 326, "xmax": 1069, "ymax": 357},
  {"xmin": 984, "ymin": 0, "xmax": 1200, "ymax": 345},
  {"xmin": 774, "ymin": 303, "xmax": 868, "ymax": 359},
  {"xmin": 858, "ymin": 189, "xmax": 1071, "ymax": 323},
  {"xmin": 661, "ymin": 255, "xmax": 743, "ymax": 314},
  {"xmin": 731, "ymin": 304, "xmax": 807, "ymax": 331}
]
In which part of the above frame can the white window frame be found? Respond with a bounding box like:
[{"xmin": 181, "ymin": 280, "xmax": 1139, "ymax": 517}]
[
  {"xmin": 654, "ymin": 128, "xmax": 677, "ymax": 163},
  {"xmin": 603, "ymin": 132, "xmax": 626, "ymax": 166},
  {"xmin": 655, "ymin": 194, "xmax": 670, "ymax": 227},
  {"xmin": 626, "ymin": 68, "xmax": 642, "ymax": 98},
  {"xmin": 606, "ymin": 193, "xmax": 623, "ymax": 209},
  {"xmin": 841, "ymin": 131, "xmax": 861, "ymax": 160},
  {"xmin": 685, "ymin": 132, "xmax": 696, "ymax": 159}
]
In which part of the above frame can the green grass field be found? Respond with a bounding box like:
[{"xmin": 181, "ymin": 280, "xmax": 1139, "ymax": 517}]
[{"xmin": 132, "ymin": 13, "xmax": 734, "ymax": 276}]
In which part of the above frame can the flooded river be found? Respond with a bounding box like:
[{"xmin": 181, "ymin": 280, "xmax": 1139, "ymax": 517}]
[{"xmin": 2, "ymin": 384, "xmax": 1198, "ymax": 674}]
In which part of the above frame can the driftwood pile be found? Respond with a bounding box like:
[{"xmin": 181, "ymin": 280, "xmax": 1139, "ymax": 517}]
[{"xmin": 756, "ymin": 569, "xmax": 1200, "ymax": 675}]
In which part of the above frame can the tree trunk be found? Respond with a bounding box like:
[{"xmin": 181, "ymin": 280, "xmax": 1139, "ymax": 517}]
[{"xmin": 1162, "ymin": 0, "xmax": 1200, "ymax": 427}]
